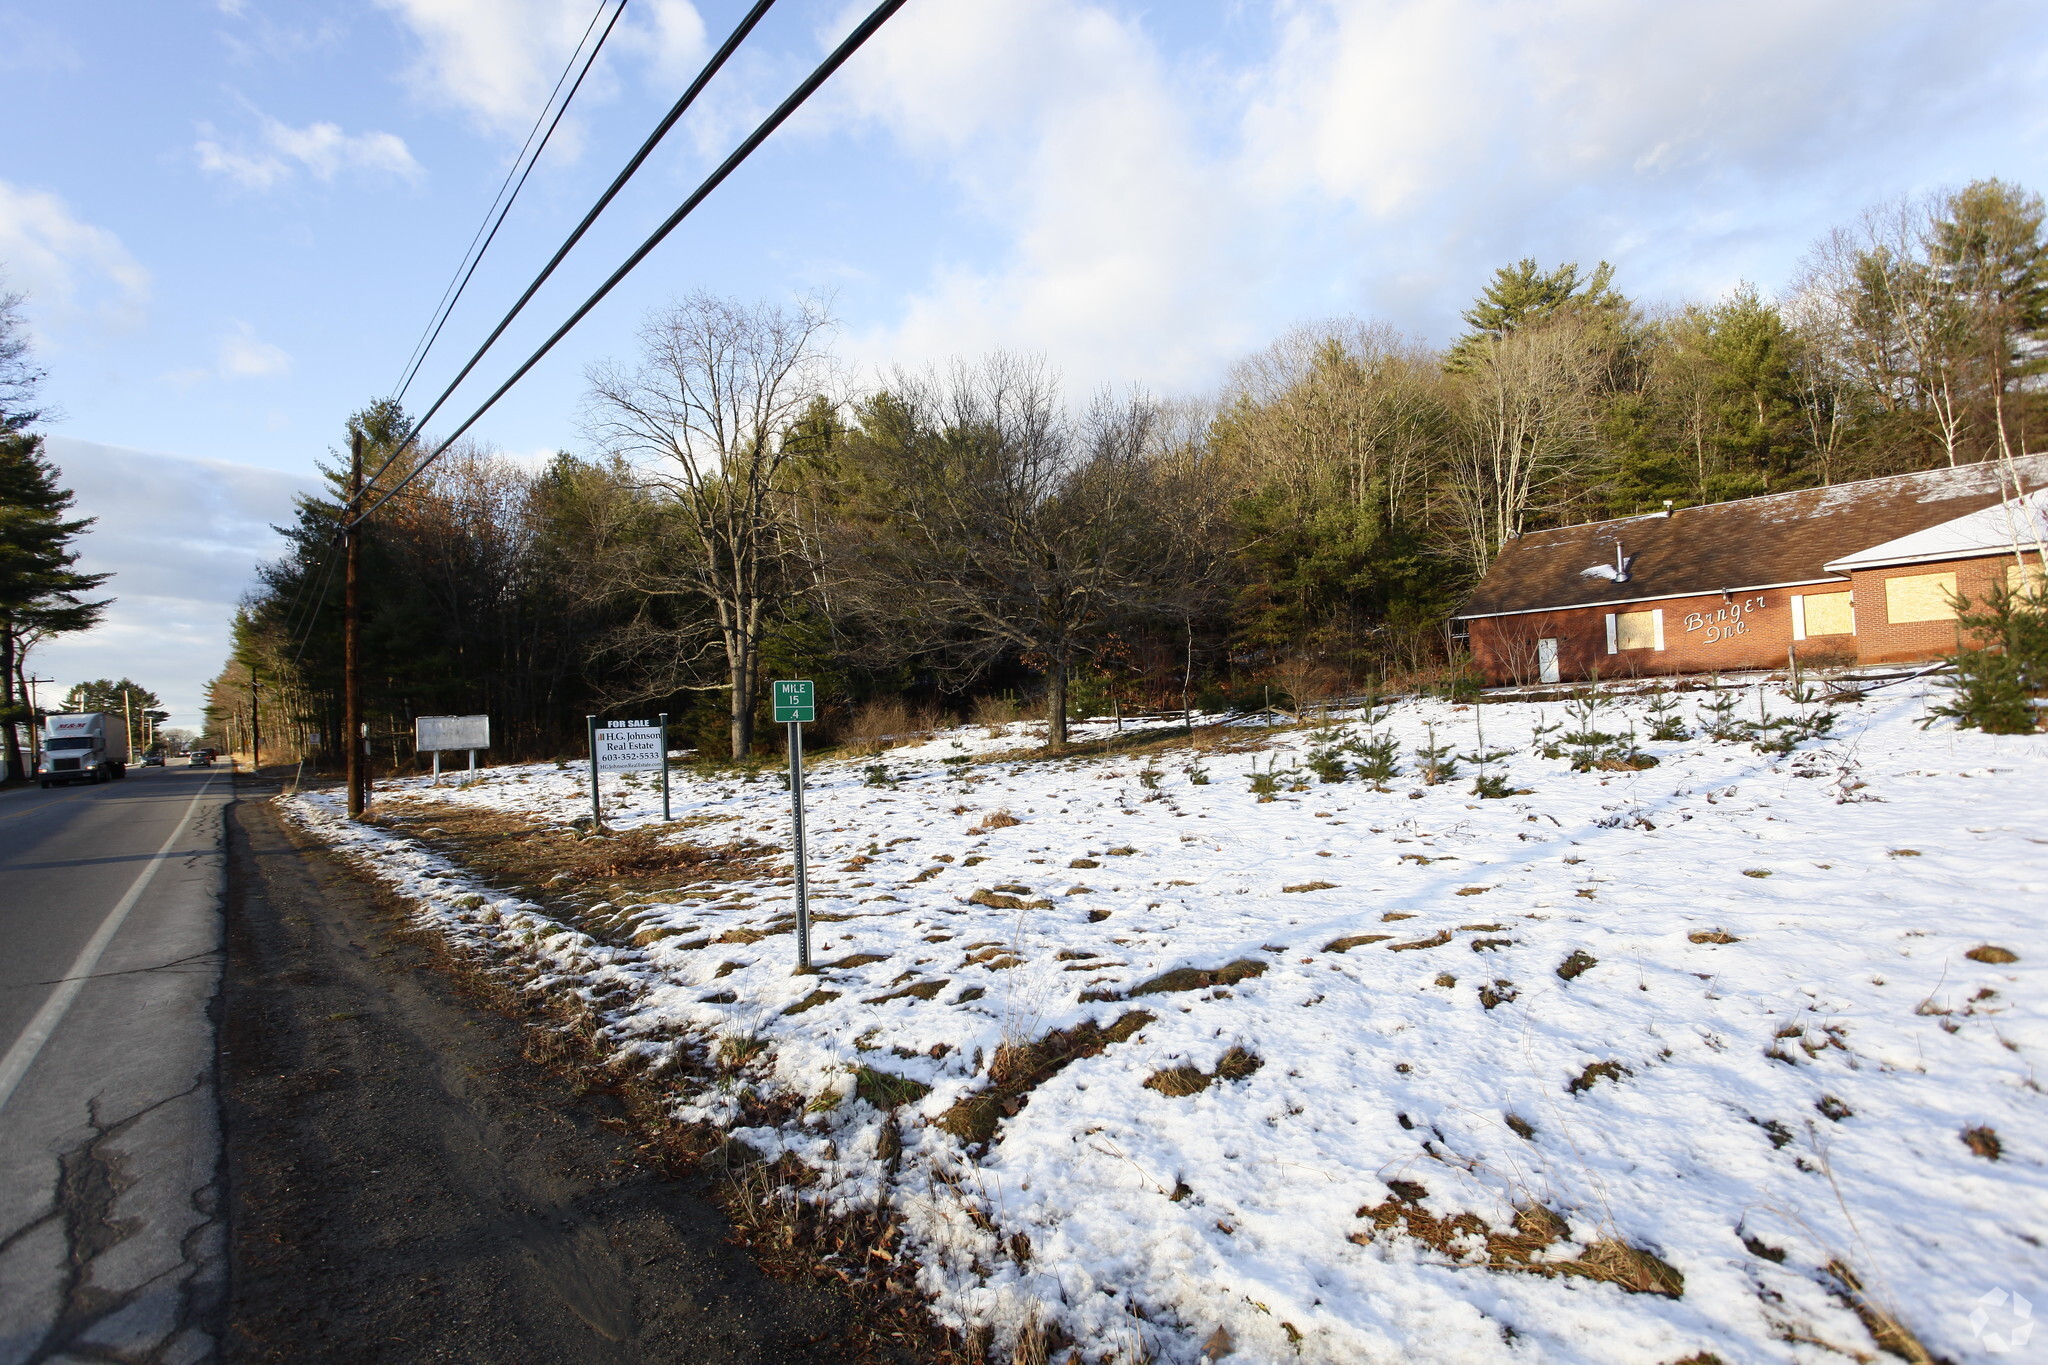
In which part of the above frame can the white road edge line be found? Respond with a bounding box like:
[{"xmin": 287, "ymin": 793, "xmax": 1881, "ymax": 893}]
[{"xmin": 0, "ymin": 777, "xmax": 221, "ymax": 1117}]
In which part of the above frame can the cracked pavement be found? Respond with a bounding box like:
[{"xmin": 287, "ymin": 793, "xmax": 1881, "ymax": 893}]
[{"xmin": 0, "ymin": 769, "xmax": 231, "ymax": 1364}]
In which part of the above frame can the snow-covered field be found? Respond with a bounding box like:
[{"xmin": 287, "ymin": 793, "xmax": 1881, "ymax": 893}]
[{"xmin": 282, "ymin": 678, "xmax": 2045, "ymax": 1365}]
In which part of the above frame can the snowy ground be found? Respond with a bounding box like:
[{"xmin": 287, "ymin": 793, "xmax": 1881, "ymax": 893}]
[{"xmin": 282, "ymin": 678, "xmax": 2045, "ymax": 1365}]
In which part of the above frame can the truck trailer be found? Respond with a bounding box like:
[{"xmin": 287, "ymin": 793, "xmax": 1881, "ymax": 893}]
[{"xmin": 38, "ymin": 713, "xmax": 129, "ymax": 787}]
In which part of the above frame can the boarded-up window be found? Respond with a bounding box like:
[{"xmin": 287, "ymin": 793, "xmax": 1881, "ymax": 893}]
[
  {"xmin": 2009, "ymin": 562, "xmax": 2047, "ymax": 598},
  {"xmin": 1615, "ymin": 610, "xmax": 1658, "ymax": 650},
  {"xmin": 1802, "ymin": 591, "xmax": 1854, "ymax": 637},
  {"xmin": 1885, "ymin": 572, "xmax": 1958, "ymax": 624}
]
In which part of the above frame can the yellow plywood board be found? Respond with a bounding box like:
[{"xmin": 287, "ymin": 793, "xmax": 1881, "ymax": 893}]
[
  {"xmin": 1615, "ymin": 609, "xmax": 1657, "ymax": 651},
  {"xmin": 2008, "ymin": 562, "xmax": 2047, "ymax": 599},
  {"xmin": 1803, "ymin": 591, "xmax": 1854, "ymax": 636},
  {"xmin": 1885, "ymin": 572, "xmax": 1957, "ymax": 624}
]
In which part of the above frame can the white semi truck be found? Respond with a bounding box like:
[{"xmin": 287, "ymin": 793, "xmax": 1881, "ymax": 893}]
[{"xmin": 37, "ymin": 712, "xmax": 129, "ymax": 787}]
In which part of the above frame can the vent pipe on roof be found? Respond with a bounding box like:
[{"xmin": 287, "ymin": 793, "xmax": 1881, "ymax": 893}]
[{"xmin": 1578, "ymin": 541, "xmax": 1633, "ymax": 583}]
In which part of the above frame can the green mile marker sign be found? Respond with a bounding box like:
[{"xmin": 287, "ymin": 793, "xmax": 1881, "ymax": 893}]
[{"xmin": 773, "ymin": 678, "xmax": 815, "ymax": 724}]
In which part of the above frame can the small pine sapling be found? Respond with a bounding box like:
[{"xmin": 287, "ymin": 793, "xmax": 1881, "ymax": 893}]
[
  {"xmin": 1414, "ymin": 724, "xmax": 1459, "ymax": 785},
  {"xmin": 1699, "ymin": 686, "xmax": 1747, "ymax": 742},
  {"xmin": 1249, "ymin": 757, "xmax": 1282, "ymax": 801},
  {"xmin": 1560, "ymin": 690, "xmax": 1620, "ymax": 771},
  {"xmin": 1644, "ymin": 688, "xmax": 1689, "ymax": 742},
  {"xmin": 1306, "ymin": 746, "xmax": 1348, "ymax": 784},
  {"xmin": 1185, "ymin": 761, "xmax": 1211, "ymax": 785},
  {"xmin": 1529, "ymin": 712, "xmax": 1563, "ymax": 759},
  {"xmin": 1924, "ymin": 579, "xmax": 2046, "ymax": 733},
  {"xmin": 1463, "ymin": 705, "xmax": 1521, "ymax": 796},
  {"xmin": 1352, "ymin": 732, "xmax": 1400, "ymax": 788}
]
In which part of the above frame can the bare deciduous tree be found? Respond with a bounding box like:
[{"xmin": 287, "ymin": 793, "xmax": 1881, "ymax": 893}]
[
  {"xmin": 826, "ymin": 355, "xmax": 1201, "ymax": 748},
  {"xmin": 584, "ymin": 292, "xmax": 836, "ymax": 758},
  {"xmin": 1447, "ymin": 315, "xmax": 1605, "ymax": 573}
]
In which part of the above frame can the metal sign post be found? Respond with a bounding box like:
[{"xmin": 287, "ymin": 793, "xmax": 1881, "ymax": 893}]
[
  {"xmin": 586, "ymin": 714, "xmax": 601, "ymax": 832},
  {"xmin": 658, "ymin": 712, "xmax": 671, "ymax": 822},
  {"xmin": 773, "ymin": 680, "xmax": 816, "ymax": 973}
]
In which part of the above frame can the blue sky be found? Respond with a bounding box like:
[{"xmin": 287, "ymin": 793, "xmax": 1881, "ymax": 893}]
[{"xmin": 4, "ymin": 0, "xmax": 2045, "ymax": 725}]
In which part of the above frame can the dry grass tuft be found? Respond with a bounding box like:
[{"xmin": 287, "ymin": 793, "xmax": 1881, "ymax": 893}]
[
  {"xmin": 1822, "ymin": 1261, "xmax": 1940, "ymax": 1364},
  {"xmin": 1144, "ymin": 1046, "xmax": 1262, "ymax": 1098},
  {"xmin": 936, "ymin": 1012, "xmax": 1152, "ymax": 1143},
  {"xmin": 1557, "ymin": 949, "xmax": 1599, "ymax": 980},
  {"xmin": 1567, "ymin": 1059, "xmax": 1631, "ymax": 1094},
  {"xmin": 854, "ymin": 1066, "xmax": 931, "ymax": 1109},
  {"xmin": 1688, "ymin": 930, "xmax": 1740, "ymax": 944},
  {"xmin": 1283, "ymin": 880, "xmax": 1339, "ymax": 893},
  {"xmin": 864, "ymin": 978, "xmax": 948, "ymax": 1005},
  {"xmin": 1323, "ymin": 934, "xmax": 1392, "ymax": 953},
  {"xmin": 1961, "ymin": 1125, "xmax": 2002, "ymax": 1160},
  {"xmin": 1143, "ymin": 1064, "xmax": 1210, "ymax": 1097},
  {"xmin": 841, "ymin": 697, "xmax": 946, "ymax": 755},
  {"xmin": 970, "ymin": 692, "xmax": 1025, "ymax": 731},
  {"xmin": 1350, "ymin": 1199, "xmax": 1683, "ymax": 1298},
  {"xmin": 1128, "ymin": 958, "xmax": 1267, "ymax": 997},
  {"xmin": 1966, "ymin": 944, "xmax": 2019, "ymax": 964}
]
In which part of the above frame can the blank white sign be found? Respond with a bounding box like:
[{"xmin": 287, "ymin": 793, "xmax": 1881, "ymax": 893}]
[{"xmin": 416, "ymin": 714, "xmax": 490, "ymax": 751}]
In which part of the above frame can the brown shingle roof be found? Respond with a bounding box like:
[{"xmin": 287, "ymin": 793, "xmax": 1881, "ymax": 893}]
[{"xmin": 1457, "ymin": 455, "xmax": 2048, "ymax": 618}]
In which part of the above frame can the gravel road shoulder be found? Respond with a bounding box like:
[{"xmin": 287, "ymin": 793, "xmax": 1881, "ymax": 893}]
[{"xmin": 219, "ymin": 793, "xmax": 850, "ymax": 1364}]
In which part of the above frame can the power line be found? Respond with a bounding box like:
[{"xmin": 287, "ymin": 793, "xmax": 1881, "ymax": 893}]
[
  {"xmin": 347, "ymin": 0, "xmax": 909, "ymax": 532},
  {"xmin": 269, "ymin": 10, "xmax": 622, "ymax": 666},
  {"xmin": 392, "ymin": 0, "xmax": 625, "ymax": 406},
  {"xmin": 276, "ymin": 0, "xmax": 778, "ymax": 687},
  {"xmin": 354, "ymin": 0, "xmax": 782, "ymax": 505}
]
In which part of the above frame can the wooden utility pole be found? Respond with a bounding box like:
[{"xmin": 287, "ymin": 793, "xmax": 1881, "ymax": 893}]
[
  {"xmin": 250, "ymin": 677, "xmax": 262, "ymax": 774},
  {"xmin": 345, "ymin": 431, "xmax": 366, "ymax": 818}
]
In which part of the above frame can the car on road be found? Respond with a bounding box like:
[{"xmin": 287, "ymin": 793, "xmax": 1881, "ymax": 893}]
[
  {"xmin": 189, "ymin": 750, "xmax": 214, "ymax": 767},
  {"xmin": 140, "ymin": 752, "xmax": 164, "ymax": 767}
]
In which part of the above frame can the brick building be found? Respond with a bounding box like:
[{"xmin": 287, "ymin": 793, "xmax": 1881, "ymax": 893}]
[{"xmin": 1457, "ymin": 456, "xmax": 2048, "ymax": 686}]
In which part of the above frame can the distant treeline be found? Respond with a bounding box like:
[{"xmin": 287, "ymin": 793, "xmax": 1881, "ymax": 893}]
[{"xmin": 211, "ymin": 178, "xmax": 2048, "ymax": 763}]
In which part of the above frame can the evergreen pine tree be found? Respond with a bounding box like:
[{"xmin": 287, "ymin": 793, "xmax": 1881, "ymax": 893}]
[{"xmin": 0, "ymin": 429, "xmax": 111, "ymax": 780}]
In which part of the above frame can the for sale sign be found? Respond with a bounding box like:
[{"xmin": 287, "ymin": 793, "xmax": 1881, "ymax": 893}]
[{"xmin": 594, "ymin": 720, "xmax": 663, "ymax": 772}]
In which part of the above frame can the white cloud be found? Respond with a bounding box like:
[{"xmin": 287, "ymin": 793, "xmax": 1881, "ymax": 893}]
[
  {"xmin": 632, "ymin": 0, "xmax": 707, "ymax": 83},
  {"xmin": 833, "ymin": 1, "xmax": 1256, "ymax": 393},
  {"xmin": 0, "ymin": 12, "xmax": 81, "ymax": 73},
  {"xmin": 376, "ymin": 0, "xmax": 618, "ymax": 134},
  {"xmin": 376, "ymin": 0, "xmax": 707, "ymax": 152},
  {"xmin": 0, "ymin": 180, "xmax": 150, "ymax": 336},
  {"xmin": 832, "ymin": 0, "xmax": 2048, "ymax": 397},
  {"xmin": 195, "ymin": 112, "xmax": 422, "ymax": 189},
  {"xmin": 218, "ymin": 320, "xmax": 292, "ymax": 378},
  {"xmin": 29, "ymin": 438, "xmax": 308, "ymax": 728}
]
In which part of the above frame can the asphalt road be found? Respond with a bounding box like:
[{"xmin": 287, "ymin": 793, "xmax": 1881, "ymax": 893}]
[{"xmin": 0, "ymin": 763, "xmax": 232, "ymax": 1364}]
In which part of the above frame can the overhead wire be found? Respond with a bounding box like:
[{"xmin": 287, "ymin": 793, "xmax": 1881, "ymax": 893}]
[
  {"xmin": 391, "ymin": 0, "xmax": 624, "ymax": 406},
  {"xmin": 272, "ymin": 5, "xmax": 620, "ymax": 668},
  {"xmin": 274, "ymin": 1, "xmax": 632, "ymax": 667},
  {"xmin": 352, "ymin": 0, "xmax": 782, "ymax": 506},
  {"xmin": 346, "ymin": 0, "xmax": 908, "ymax": 531}
]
